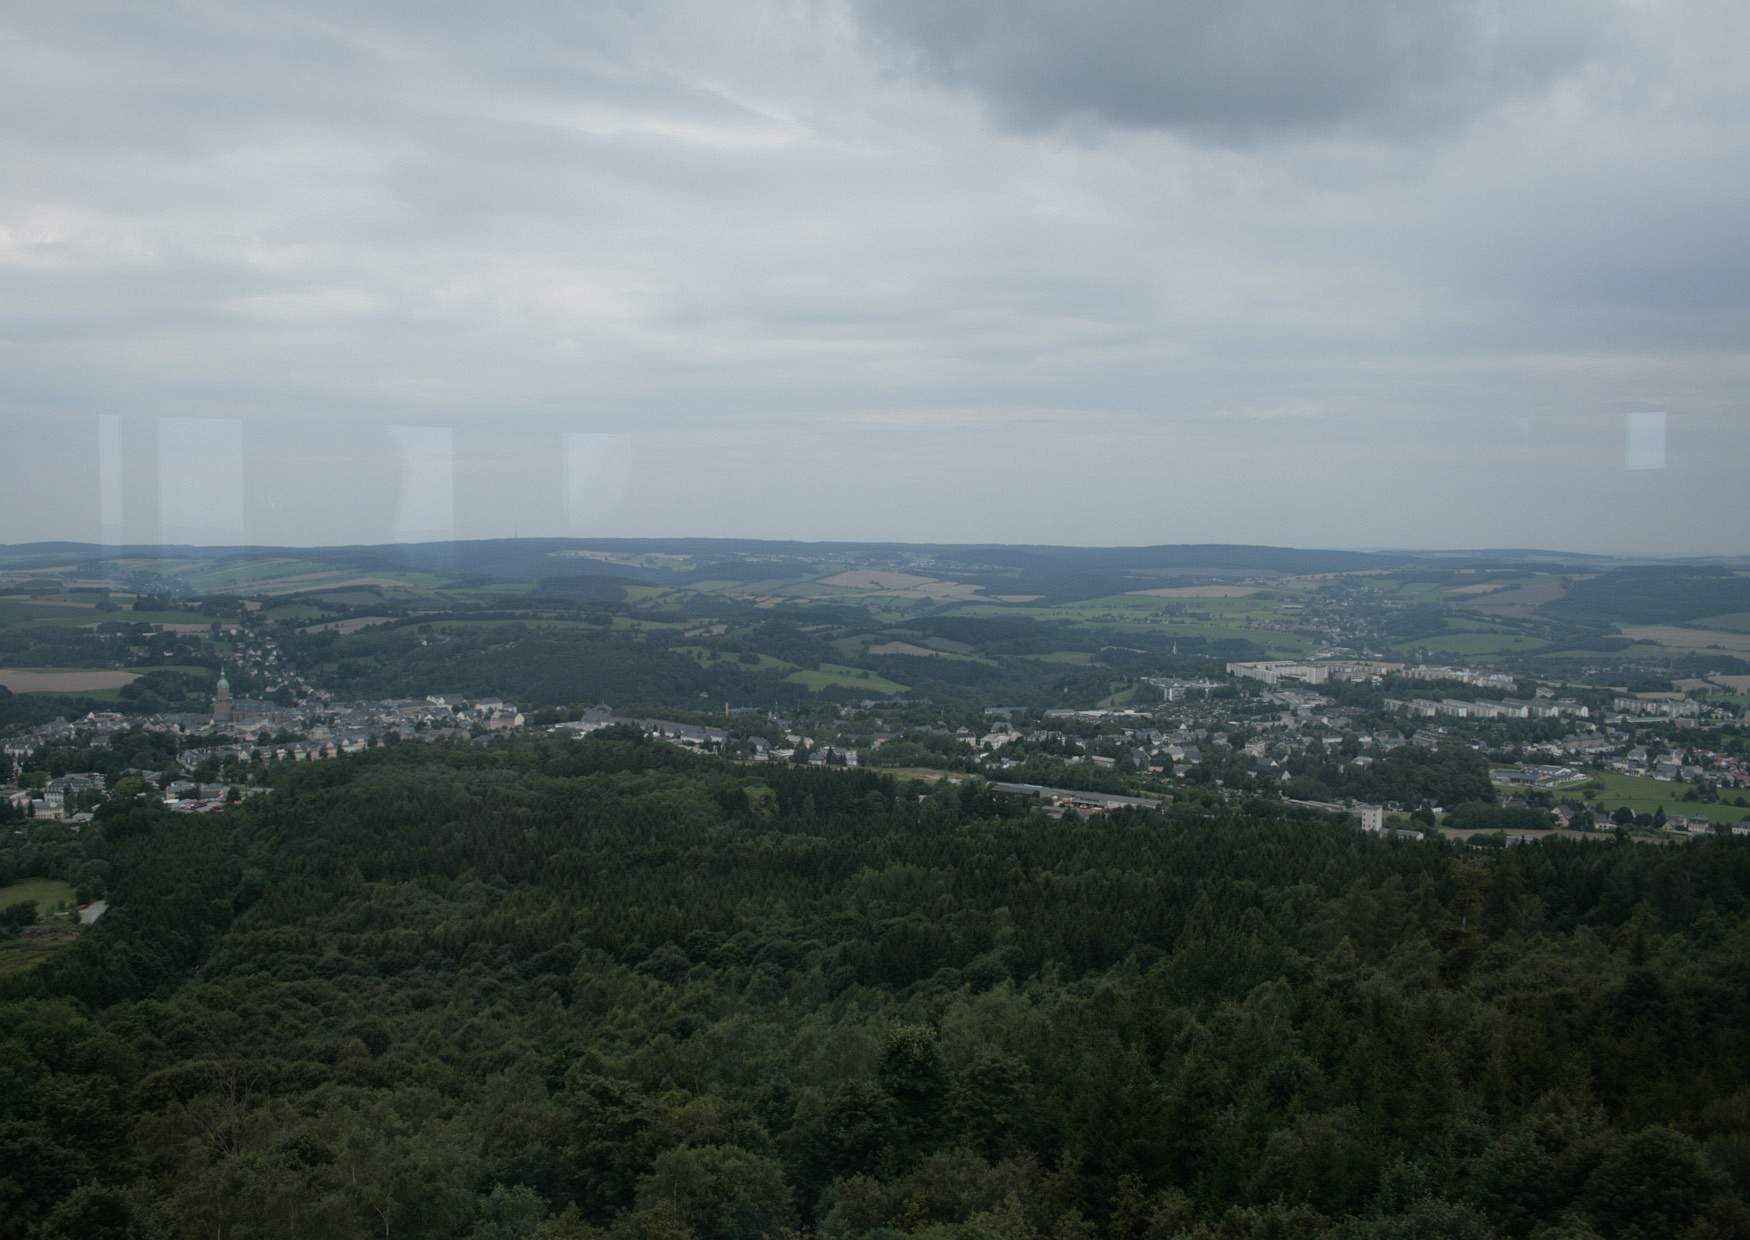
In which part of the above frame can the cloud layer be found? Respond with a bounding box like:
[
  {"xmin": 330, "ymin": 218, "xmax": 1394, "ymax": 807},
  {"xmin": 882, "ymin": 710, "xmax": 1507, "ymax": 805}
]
[
  {"xmin": 1, "ymin": 1, "xmax": 1746, "ymax": 552},
  {"xmin": 856, "ymin": 0, "xmax": 1603, "ymax": 141}
]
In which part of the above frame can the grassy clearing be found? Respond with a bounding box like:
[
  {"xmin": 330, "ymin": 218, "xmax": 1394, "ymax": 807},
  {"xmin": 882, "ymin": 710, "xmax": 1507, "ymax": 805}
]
[
  {"xmin": 0, "ymin": 879, "xmax": 83, "ymax": 979},
  {"xmin": 0, "ymin": 874, "xmax": 81, "ymax": 916},
  {"xmin": 1025, "ymin": 651, "xmax": 1098, "ymax": 665},
  {"xmin": 0, "ymin": 600, "xmax": 199, "ymax": 628},
  {"xmin": 872, "ymin": 766, "xmax": 968, "ymax": 783},
  {"xmin": 786, "ymin": 664, "xmax": 908, "ymax": 694},
  {"xmin": 0, "ymin": 877, "xmax": 80, "ymax": 916},
  {"xmin": 1575, "ymin": 769, "xmax": 1750, "ymax": 824}
]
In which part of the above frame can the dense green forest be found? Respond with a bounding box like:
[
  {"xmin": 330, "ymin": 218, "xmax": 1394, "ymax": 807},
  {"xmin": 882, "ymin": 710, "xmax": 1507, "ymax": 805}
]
[
  {"xmin": 281, "ymin": 613, "xmax": 1252, "ymax": 712},
  {"xmin": 1539, "ymin": 567, "xmax": 1750, "ymax": 627},
  {"xmin": 5, "ymin": 737, "xmax": 1750, "ymax": 1239}
]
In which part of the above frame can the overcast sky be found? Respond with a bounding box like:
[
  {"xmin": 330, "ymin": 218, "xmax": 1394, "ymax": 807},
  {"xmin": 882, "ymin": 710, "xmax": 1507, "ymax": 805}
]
[{"xmin": 2, "ymin": 1, "xmax": 1747, "ymax": 553}]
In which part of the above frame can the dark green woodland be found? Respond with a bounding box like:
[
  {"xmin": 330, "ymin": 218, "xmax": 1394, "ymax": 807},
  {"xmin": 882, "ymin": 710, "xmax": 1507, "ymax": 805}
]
[{"xmin": 5, "ymin": 735, "xmax": 1750, "ymax": 1239}]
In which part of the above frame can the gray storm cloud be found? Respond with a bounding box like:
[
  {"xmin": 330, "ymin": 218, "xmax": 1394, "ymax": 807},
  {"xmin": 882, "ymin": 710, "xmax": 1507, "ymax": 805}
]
[{"xmin": 853, "ymin": 0, "xmax": 1604, "ymax": 142}]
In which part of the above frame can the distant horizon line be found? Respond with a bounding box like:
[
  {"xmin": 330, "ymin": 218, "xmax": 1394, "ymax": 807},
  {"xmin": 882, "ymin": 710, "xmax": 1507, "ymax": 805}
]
[{"xmin": 0, "ymin": 536, "xmax": 1742, "ymax": 562}]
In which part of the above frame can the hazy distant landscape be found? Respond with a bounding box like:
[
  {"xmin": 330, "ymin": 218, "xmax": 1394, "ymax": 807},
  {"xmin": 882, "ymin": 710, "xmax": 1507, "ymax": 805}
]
[
  {"xmin": 6, "ymin": 534, "xmax": 1750, "ymax": 1239},
  {"xmin": 7, "ymin": 0, "xmax": 1750, "ymax": 1234},
  {"xmin": 6, "ymin": 538, "xmax": 1750, "ymax": 719}
]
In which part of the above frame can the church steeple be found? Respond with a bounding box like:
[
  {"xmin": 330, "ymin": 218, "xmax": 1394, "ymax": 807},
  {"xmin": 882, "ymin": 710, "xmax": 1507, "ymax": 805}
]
[{"xmin": 212, "ymin": 671, "xmax": 233, "ymax": 724}]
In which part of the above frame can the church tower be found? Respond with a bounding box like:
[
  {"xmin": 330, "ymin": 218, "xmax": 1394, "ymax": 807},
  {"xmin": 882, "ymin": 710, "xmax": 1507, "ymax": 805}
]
[{"xmin": 212, "ymin": 671, "xmax": 233, "ymax": 724}]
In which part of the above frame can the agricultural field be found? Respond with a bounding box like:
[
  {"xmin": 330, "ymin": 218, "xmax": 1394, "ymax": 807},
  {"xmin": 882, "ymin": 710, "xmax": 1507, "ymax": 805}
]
[
  {"xmin": 785, "ymin": 663, "xmax": 908, "ymax": 694},
  {"xmin": 256, "ymin": 571, "xmax": 448, "ymax": 597},
  {"xmin": 300, "ymin": 615, "xmax": 394, "ymax": 636},
  {"xmin": 0, "ymin": 667, "xmax": 140, "ymax": 693},
  {"xmin": 817, "ymin": 570, "xmax": 987, "ymax": 601},
  {"xmin": 942, "ymin": 592, "xmax": 1310, "ymax": 654},
  {"xmin": 1576, "ymin": 769, "xmax": 1750, "ymax": 825},
  {"xmin": 1458, "ymin": 576, "xmax": 1573, "ymax": 613},
  {"xmin": 863, "ymin": 640, "xmax": 992, "ymax": 663},
  {"xmin": 0, "ymin": 599, "xmax": 213, "ymax": 629},
  {"xmin": 176, "ymin": 557, "xmax": 344, "ymax": 591},
  {"xmin": 1620, "ymin": 625, "xmax": 1750, "ymax": 655},
  {"xmin": 1128, "ymin": 585, "xmax": 1263, "ymax": 598},
  {"xmin": 1536, "ymin": 643, "xmax": 1670, "ymax": 662},
  {"xmin": 421, "ymin": 617, "xmax": 603, "ymax": 633}
]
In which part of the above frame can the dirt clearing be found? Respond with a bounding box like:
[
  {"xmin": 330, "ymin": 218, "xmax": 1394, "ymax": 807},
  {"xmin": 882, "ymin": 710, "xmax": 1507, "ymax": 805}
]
[{"xmin": 0, "ymin": 668, "xmax": 139, "ymax": 693}]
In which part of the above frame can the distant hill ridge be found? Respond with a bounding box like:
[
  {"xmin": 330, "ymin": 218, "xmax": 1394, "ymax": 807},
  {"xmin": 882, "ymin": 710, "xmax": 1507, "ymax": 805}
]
[{"xmin": 0, "ymin": 538, "xmax": 1729, "ymax": 605}]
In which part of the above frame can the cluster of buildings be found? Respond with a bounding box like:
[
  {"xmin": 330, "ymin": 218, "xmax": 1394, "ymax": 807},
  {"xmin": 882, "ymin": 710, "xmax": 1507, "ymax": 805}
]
[
  {"xmin": 987, "ymin": 781, "xmax": 1161, "ymax": 819},
  {"xmin": 3, "ymin": 688, "xmax": 534, "ymax": 821},
  {"xmin": 1400, "ymin": 665, "xmax": 1520, "ymax": 692},
  {"xmin": 1612, "ymin": 696, "xmax": 1705, "ymax": 719},
  {"xmin": 1225, "ymin": 659, "xmax": 1403, "ymax": 686},
  {"xmin": 1385, "ymin": 697, "xmax": 1590, "ymax": 721},
  {"xmin": 4, "ymin": 771, "xmax": 248, "ymax": 821},
  {"xmin": 1490, "ymin": 765, "xmax": 1586, "ymax": 789}
]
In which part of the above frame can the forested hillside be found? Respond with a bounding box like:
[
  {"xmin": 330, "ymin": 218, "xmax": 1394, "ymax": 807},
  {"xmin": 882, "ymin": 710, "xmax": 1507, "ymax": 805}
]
[{"xmin": 5, "ymin": 737, "xmax": 1750, "ymax": 1239}]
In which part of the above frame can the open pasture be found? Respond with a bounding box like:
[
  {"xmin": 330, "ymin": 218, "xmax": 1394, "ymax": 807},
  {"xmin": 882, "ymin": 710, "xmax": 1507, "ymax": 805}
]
[
  {"xmin": 1578, "ymin": 770, "xmax": 1749, "ymax": 825},
  {"xmin": 1621, "ymin": 625, "xmax": 1750, "ymax": 655},
  {"xmin": 818, "ymin": 570, "xmax": 986, "ymax": 601},
  {"xmin": 786, "ymin": 663, "xmax": 908, "ymax": 694},
  {"xmin": 0, "ymin": 667, "xmax": 140, "ymax": 693},
  {"xmin": 1127, "ymin": 585, "xmax": 1263, "ymax": 598}
]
